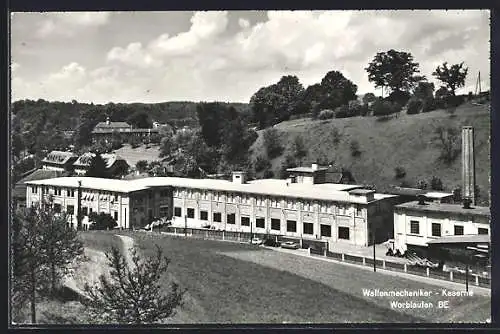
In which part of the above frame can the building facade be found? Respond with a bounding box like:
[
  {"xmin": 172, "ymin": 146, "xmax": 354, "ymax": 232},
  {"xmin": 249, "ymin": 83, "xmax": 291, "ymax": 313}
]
[
  {"xmin": 393, "ymin": 200, "xmax": 490, "ymax": 255},
  {"xmin": 25, "ymin": 168, "xmax": 397, "ymax": 247}
]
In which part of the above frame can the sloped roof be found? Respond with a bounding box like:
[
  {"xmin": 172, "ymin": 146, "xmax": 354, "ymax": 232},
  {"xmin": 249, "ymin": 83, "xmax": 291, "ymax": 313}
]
[
  {"xmin": 94, "ymin": 121, "xmax": 130, "ymax": 129},
  {"xmin": 41, "ymin": 151, "xmax": 77, "ymax": 165},
  {"xmin": 427, "ymin": 234, "xmax": 490, "ymax": 245},
  {"xmin": 13, "ymin": 169, "xmax": 64, "ymax": 198},
  {"xmin": 74, "ymin": 153, "xmax": 128, "ymax": 169}
]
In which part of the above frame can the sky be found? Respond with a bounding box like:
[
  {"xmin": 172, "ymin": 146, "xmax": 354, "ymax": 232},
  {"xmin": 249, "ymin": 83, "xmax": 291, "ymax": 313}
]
[{"xmin": 11, "ymin": 10, "xmax": 490, "ymax": 104}]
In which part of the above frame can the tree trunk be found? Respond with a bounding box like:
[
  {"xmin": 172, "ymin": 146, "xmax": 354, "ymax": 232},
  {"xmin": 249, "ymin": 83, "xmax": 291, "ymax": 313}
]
[{"xmin": 30, "ymin": 266, "xmax": 36, "ymax": 324}]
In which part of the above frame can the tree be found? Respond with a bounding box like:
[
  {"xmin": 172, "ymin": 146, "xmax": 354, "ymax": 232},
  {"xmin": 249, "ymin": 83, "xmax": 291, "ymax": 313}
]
[
  {"xmin": 83, "ymin": 245, "xmax": 184, "ymax": 324},
  {"xmin": 11, "ymin": 207, "xmax": 47, "ymax": 323},
  {"xmin": 416, "ymin": 179, "xmax": 428, "ymax": 190},
  {"xmin": 136, "ymin": 160, "xmax": 149, "ymax": 173},
  {"xmin": 38, "ymin": 208, "xmax": 84, "ymax": 294},
  {"xmin": 365, "ymin": 50, "xmax": 422, "ymax": 98},
  {"xmin": 362, "ymin": 93, "xmax": 377, "ymax": 105},
  {"xmin": 88, "ymin": 212, "xmax": 117, "ymax": 230},
  {"xmin": 263, "ymin": 128, "xmax": 283, "ymax": 159},
  {"xmin": 290, "ymin": 135, "xmax": 307, "ymax": 165},
  {"xmin": 413, "ymin": 81, "xmax": 435, "ymax": 100},
  {"xmin": 433, "ymin": 126, "xmax": 460, "ymax": 164},
  {"xmin": 318, "ymin": 71, "xmax": 358, "ymax": 111},
  {"xmin": 302, "ymin": 83, "xmax": 325, "ymax": 118},
  {"xmin": 394, "ymin": 167, "xmax": 406, "ymax": 179},
  {"xmin": 127, "ymin": 111, "xmax": 152, "ymax": 129},
  {"xmin": 430, "ymin": 176, "xmax": 444, "ymax": 191},
  {"xmin": 278, "ymin": 153, "xmax": 298, "ymax": 179},
  {"xmin": 86, "ymin": 153, "xmax": 109, "ymax": 178},
  {"xmin": 432, "ymin": 62, "xmax": 468, "ymax": 96}
]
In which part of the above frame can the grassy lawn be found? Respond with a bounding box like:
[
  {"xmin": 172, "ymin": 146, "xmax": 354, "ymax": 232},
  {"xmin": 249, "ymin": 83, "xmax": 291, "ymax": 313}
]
[
  {"xmin": 77, "ymin": 230, "xmax": 124, "ymax": 253},
  {"xmin": 119, "ymin": 232, "xmax": 490, "ymax": 323},
  {"xmin": 251, "ymin": 102, "xmax": 490, "ymax": 205}
]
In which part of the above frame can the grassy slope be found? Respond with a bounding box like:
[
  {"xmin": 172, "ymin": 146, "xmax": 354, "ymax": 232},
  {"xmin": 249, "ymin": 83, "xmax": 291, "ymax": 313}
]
[
  {"xmin": 113, "ymin": 144, "xmax": 162, "ymax": 167},
  {"xmin": 122, "ymin": 232, "xmax": 489, "ymax": 323},
  {"xmin": 251, "ymin": 103, "xmax": 490, "ymax": 205}
]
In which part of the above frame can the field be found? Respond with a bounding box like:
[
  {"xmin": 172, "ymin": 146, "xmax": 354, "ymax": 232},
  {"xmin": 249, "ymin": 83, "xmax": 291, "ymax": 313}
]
[
  {"xmin": 118, "ymin": 232, "xmax": 490, "ymax": 323},
  {"xmin": 250, "ymin": 102, "xmax": 490, "ymax": 205},
  {"xmin": 113, "ymin": 144, "xmax": 162, "ymax": 167},
  {"xmin": 16, "ymin": 231, "xmax": 489, "ymax": 324}
]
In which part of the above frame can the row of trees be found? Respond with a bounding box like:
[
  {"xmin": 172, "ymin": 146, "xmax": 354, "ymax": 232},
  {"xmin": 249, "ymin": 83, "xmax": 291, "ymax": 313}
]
[{"xmin": 249, "ymin": 49, "xmax": 471, "ymax": 128}]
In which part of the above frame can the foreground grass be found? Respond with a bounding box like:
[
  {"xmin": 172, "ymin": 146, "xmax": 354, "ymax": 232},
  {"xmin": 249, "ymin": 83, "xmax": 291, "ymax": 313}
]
[{"xmin": 121, "ymin": 231, "xmax": 485, "ymax": 323}]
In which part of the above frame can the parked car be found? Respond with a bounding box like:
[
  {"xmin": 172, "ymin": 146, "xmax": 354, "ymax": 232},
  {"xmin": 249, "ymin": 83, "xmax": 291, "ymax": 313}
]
[
  {"xmin": 281, "ymin": 241, "xmax": 300, "ymax": 250},
  {"xmin": 263, "ymin": 238, "xmax": 280, "ymax": 247},
  {"xmin": 250, "ymin": 237, "xmax": 263, "ymax": 245}
]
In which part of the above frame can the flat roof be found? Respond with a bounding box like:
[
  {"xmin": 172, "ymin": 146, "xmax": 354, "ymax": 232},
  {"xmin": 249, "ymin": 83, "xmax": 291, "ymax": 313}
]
[
  {"xmin": 395, "ymin": 201, "xmax": 490, "ymax": 218},
  {"xmin": 286, "ymin": 166, "xmax": 328, "ymax": 173},
  {"xmin": 26, "ymin": 176, "xmax": 394, "ymax": 204},
  {"xmin": 425, "ymin": 192, "xmax": 454, "ymax": 199},
  {"xmin": 348, "ymin": 188, "xmax": 376, "ymax": 195},
  {"xmin": 427, "ymin": 234, "xmax": 490, "ymax": 245}
]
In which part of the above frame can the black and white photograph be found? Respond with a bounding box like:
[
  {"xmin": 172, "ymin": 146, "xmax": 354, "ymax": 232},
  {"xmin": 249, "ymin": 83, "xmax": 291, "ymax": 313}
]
[{"xmin": 9, "ymin": 10, "xmax": 491, "ymax": 325}]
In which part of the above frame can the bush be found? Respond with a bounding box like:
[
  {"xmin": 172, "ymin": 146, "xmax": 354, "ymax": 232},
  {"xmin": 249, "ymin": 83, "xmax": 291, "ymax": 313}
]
[
  {"xmin": 263, "ymin": 128, "xmax": 283, "ymax": 159},
  {"xmin": 88, "ymin": 212, "xmax": 117, "ymax": 230},
  {"xmin": 318, "ymin": 109, "xmax": 335, "ymax": 120},
  {"xmin": 394, "ymin": 167, "xmax": 406, "ymax": 179},
  {"xmin": 372, "ymin": 100, "xmax": 402, "ymax": 116},
  {"xmin": 416, "ymin": 180, "xmax": 428, "ymax": 190},
  {"xmin": 350, "ymin": 140, "xmax": 361, "ymax": 157},
  {"xmin": 430, "ymin": 176, "xmax": 444, "ymax": 191},
  {"xmin": 334, "ymin": 105, "xmax": 350, "ymax": 118},
  {"xmin": 406, "ymin": 98, "xmax": 423, "ymax": 115},
  {"xmin": 422, "ymin": 98, "xmax": 438, "ymax": 113}
]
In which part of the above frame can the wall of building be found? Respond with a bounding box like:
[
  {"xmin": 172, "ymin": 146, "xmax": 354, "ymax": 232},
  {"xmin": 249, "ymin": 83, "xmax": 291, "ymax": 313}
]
[
  {"xmin": 169, "ymin": 187, "xmax": 385, "ymax": 247},
  {"xmin": 394, "ymin": 208, "xmax": 490, "ymax": 253}
]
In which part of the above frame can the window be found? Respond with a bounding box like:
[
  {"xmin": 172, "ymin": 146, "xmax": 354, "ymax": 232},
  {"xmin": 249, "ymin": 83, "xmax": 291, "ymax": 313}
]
[
  {"xmin": 241, "ymin": 216, "xmax": 250, "ymax": 226},
  {"xmin": 113, "ymin": 194, "xmax": 119, "ymax": 202},
  {"xmin": 454, "ymin": 225, "xmax": 464, "ymax": 235},
  {"xmin": 174, "ymin": 207, "xmax": 182, "ymax": 217},
  {"xmin": 338, "ymin": 226, "xmax": 349, "ymax": 239},
  {"xmin": 53, "ymin": 203, "xmax": 62, "ymax": 213},
  {"xmin": 187, "ymin": 208, "xmax": 195, "ymax": 218},
  {"xmin": 303, "ymin": 222, "xmax": 314, "ymax": 235},
  {"xmin": 227, "ymin": 213, "xmax": 236, "ymax": 224},
  {"xmin": 31, "ymin": 186, "xmax": 37, "ymax": 194},
  {"xmin": 256, "ymin": 218, "xmax": 265, "ymax": 228},
  {"xmin": 213, "ymin": 212, "xmax": 222, "ymax": 222},
  {"xmin": 478, "ymin": 228, "xmax": 489, "ymax": 235},
  {"xmin": 410, "ymin": 220, "xmax": 420, "ymax": 234},
  {"xmin": 89, "ymin": 208, "xmax": 93, "ymax": 214},
  {"xmin": 356, "ymin": 205, "xmax": 362, "ymax": 217},
  {"xmin": 66, "ymin": 205, "xmax": 74, "ymax": 215},
  {"xmin": 82, "ymin": 207, "xmax": 88, "ymax": 216},
  {"xmin": 159, "ymin": 206, "xmax": 169, "ymax": 217},
  {"xmin": 160, "ymin": 190, "xmax": 169, "ymax": 198},
  {"xmin": 55, "ymin": 188, "xmax": 62, "ymax": 196},
  {"xmin": 271, "ymin": 218, "xmax": 281, "ymax": 231},
  {"xmin": 67, "ymin": 189, "xmax": 75, "ymax": 197},
  {"xmin": 321, "ymin": 224, "xmax": 332, "ymax": 237},
  {"xmin": 114, "ymin": 211, "xmax": 118, "ymax": 220},
  {"xmin": 431, "ymin": 223, "xmax": 441, "ymax": 237},
  {"xmin": 286, "ymin": 220, "xmax": 297, "ymax": 232},
  {"xmin": 200, "ymin": 211, "xmax": 208, "ymax": 221}
]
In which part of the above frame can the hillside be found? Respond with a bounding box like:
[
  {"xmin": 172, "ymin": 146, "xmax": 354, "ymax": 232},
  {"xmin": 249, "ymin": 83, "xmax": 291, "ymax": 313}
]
[{"xmin": 250, "ymin": 102, "xmax": 490, "ymax": 205}]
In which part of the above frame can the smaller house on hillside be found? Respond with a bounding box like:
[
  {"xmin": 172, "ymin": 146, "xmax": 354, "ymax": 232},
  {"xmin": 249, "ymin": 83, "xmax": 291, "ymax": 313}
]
[
  {"xmin": 286, "ymin": 163, "xmax": 356, "ymax": 185},
  {"xmin": 91, "ymin": 117, "xmax": 160, "ymax": 143},
  {"xmin": 41, "ymin": 151, "xmax": 78, "ymax": 172},
  {"xmin": 73, "ymin": 153, "xmax": 130, "ymax": 177},
  {"xmin": 12, "ymin": 169, "xmax": 64, "ymax": 210}
]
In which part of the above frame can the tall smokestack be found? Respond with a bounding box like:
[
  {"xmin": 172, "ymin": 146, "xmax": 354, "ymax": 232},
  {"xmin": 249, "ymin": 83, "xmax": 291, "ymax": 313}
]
[{"xmin": 462, "ymin": 126, "xmax": 476, "ymax": 207}]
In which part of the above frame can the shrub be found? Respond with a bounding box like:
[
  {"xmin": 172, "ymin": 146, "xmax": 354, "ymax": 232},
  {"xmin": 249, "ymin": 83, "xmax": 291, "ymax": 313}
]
[
  {"xmin": 347, "ymin": 100, "xmax": 363, "ymax": 117},
  {"xmin": 406, "ymin": 98, "xmax": 423, "ymax": 115},
  {"xmin": 394, "ymin": 167, "xmax": 406, "ymax": 179},
  {"xmin": 350, "ymin": 140, "xmax": 361, "ymax": 157},
  {"xmin": 416, "ymin": 180, "xmax": 428, "ymax": 190},
  {"xmin": 88, "ymin": 212, "xmax": 117, "ymax": 230},
  {"xmin": 430, "ymin": 176, "xmax": 444, "ymax": 191},
  {"xmin": 318, "ymin": 109, "xmax": 335, "ymax": 120},
  {"xmin": 422, "ymin": 98, "xmax": 438, "ymax": 113},
  {"xmin": 372, "ymin": 100, "xmax": 402, "ymax": 116},
  {"xmin": 359, "ymin": 104, "xmax": 370, "ymax": 117},
  {"xmin": 263, "ymin": 128, "xmax": 283, "ymax": 159},
  {"xmin": 334, "ymin": 105, "xmax": 350, "ymax": 118}
]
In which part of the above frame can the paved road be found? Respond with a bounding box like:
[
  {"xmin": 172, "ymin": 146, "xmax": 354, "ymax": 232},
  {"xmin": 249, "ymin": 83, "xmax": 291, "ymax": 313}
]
[{"xmin": 264, "ymin": 246, "xmax": 491, "ymax": 297}]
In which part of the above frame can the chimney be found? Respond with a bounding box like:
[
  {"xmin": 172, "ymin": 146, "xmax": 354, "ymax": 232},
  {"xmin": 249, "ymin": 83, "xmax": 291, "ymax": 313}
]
[
  {"xmin": 106, "ymin": 116, "xmax": 110, "ymax": 125},
  {"xmin": 232, "ymin": 171, "xmax": 247, "ymax": 184},
  {"xmin": 462, "ymin": 126, "xmax": 476, "ymax": 205},
  {"xmin": 311, "ymin": 163, "xmax": 319, "ymax": 171}
]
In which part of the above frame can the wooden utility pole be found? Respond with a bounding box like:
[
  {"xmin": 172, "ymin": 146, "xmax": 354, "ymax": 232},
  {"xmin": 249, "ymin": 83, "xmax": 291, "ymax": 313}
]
[
  {"xmin": 373, "ymin": 230, "xmax": 377, "ymax": 272},
  {"xmin": 77, "ymin": 181, "xmax": 82, "ymax": 230}
]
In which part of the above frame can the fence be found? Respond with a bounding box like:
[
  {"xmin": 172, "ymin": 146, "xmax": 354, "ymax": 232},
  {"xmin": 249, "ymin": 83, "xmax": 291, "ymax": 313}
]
[
  {"xmin": 312, "ymin": 249, "xmax": 491, "ymax": 288},
  {"xmin": 145, "ymin": 226, "xmax": 490, "ymax": 288}
]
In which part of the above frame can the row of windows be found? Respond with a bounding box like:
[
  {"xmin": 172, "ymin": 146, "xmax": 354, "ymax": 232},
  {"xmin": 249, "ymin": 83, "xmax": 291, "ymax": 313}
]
[
  {"xmin": 32, "ymin": 186, "xmax": 75, "ymax": 198},
  {"xmin": 409, "ymin": 220, "xmax": 489, "ymax": 236},
  {"xmin": 173, "ymin": 206, "xmax": 350, "ymax": 239}
]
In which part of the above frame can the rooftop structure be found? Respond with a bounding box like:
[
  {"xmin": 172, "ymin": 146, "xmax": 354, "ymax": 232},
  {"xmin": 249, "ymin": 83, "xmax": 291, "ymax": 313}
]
[
  {"xmin": 286, "ymin": 163, "xmax": 356, "ymax": 185},
  {"xmin": 26, "ymin": 176, "xmax": 396, "ymax": 204},
  {"xmin": 395, "ymin": 201, "xmax": 490, "ymax": 218},
  {"xmin": 41, "ymin": 151, "xmax": 78, "ymax": 165}
]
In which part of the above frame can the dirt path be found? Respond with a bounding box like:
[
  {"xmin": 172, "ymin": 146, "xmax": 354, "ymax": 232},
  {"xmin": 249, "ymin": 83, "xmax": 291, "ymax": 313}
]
[{"xmin": 115, "ymin": 234, "xmax": 135, "ymax": 267}]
